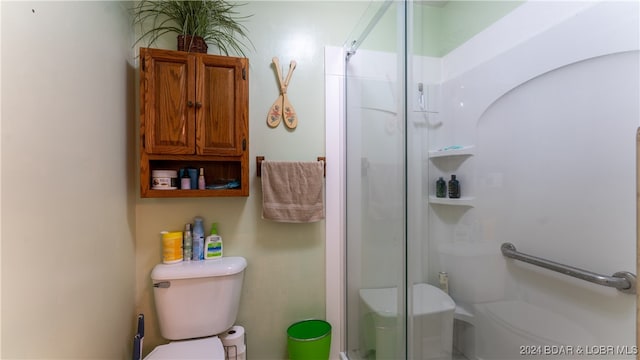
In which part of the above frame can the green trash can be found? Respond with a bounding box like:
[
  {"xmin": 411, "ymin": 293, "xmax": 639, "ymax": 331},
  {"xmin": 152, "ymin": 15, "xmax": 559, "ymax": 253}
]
[{"xmin": 287, "ymin": 319, "xmax": 332, "ymax": 360}]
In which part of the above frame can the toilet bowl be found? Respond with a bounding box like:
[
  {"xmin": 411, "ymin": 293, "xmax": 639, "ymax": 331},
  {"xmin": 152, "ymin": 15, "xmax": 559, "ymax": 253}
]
[
  {"xmin": 359, "ymin": 283, "xmax": 455, "ymax": 360},
  {"xmin": 145, "ymin": 257, "xmax": 247, "ymax": 360}
]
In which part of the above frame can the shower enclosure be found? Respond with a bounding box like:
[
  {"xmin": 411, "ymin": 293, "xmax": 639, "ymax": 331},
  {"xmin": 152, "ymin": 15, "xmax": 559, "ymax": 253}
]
[
  {"xmin": 343, "ymin": 1, "xmax": 407, "ymax": 359},
  {"xmin": 336, "ymin": 1, "xmax": 638, "ymax": 359}
]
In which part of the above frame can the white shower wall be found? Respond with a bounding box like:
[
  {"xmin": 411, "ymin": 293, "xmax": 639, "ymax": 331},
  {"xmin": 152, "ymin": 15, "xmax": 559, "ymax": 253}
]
[
  {"xmin": 326, "ymin": 2, "xmax": 638, "ymax": 358},
  {"xmin": 420, "ymin": 1, "xmax": 639, "ymax": 358}
]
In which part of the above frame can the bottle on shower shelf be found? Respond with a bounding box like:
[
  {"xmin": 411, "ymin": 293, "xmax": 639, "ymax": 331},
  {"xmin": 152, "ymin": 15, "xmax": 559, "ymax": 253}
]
[
  {"xmin": 436, "ymin": 177, "xmax": 446, "ymax": 198},
  {"xmin": 439, "ymin": 272, "xmax": 449, "ymax": 294},
  {"xmin": 448, "ymin": 174, "xmax": 460, "ymax": 199}
]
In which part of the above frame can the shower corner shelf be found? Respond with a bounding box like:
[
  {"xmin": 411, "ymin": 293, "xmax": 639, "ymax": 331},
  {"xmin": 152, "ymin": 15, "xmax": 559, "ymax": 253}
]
[
  {"xmin": 428, "ymin": 145, "xmax": 475, "ymax": 159},
  {"xmin": 428, "ymin": 195, "xmax": 475, "ymax": 207}
]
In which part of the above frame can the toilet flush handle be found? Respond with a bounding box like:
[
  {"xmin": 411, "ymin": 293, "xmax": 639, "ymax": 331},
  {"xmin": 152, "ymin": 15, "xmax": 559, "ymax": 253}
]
[{"xmin": 153, "ymin": 281, "xmax": 170, "ymax": 288}]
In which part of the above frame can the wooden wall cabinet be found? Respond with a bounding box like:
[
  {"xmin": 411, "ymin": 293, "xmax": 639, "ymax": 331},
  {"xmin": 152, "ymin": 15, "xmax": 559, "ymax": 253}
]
[{"xmin": 139, "ymin": 47, "xmax": 249, "ymax": 197}]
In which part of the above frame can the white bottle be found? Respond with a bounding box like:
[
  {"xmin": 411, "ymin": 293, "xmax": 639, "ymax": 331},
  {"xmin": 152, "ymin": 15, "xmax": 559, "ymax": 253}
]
[{"xmin": 439, "ymin": 272, "xmax": 449, "ymax": 294}]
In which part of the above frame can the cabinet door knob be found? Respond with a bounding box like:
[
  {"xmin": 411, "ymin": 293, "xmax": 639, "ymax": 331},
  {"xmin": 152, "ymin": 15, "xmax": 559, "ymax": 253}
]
[
  {"xmin": 195, "ymin": 102, "xmax": 202, "ymax": 108},
  {"xmin": 187, "ymin": 100, "xmax": 194, "ymax": 107}
]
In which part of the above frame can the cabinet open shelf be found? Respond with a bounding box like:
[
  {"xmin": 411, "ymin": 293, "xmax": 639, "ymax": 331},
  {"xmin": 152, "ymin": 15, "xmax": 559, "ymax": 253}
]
[
  {"xmin": 144, "ymin": 188, "xmax": 244, "ymax": 198},
  {"xmin": 141, "ymin": 154, "xmax": 248, "ymax": 197}
]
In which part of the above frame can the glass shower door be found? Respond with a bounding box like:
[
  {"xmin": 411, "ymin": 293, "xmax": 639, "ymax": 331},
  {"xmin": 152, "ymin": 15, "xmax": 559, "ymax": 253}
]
[{"xmin": 344, "ymin": 1, "xmax": 407, "ymax": 359}]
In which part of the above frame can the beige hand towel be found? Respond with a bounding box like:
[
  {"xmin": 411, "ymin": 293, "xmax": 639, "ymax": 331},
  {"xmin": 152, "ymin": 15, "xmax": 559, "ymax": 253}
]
[{"xmin": 261, "ymin": 160, "xmax": 325, "ymax": 223}]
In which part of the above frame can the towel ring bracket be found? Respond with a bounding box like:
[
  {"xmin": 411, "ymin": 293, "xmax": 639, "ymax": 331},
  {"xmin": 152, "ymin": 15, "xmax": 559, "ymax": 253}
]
[{"xmin": 256, "ymin": 156, "xmax": 326, "ymax": 177}]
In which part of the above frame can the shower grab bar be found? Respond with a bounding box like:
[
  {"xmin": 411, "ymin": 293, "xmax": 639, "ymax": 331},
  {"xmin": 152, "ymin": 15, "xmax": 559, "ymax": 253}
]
[{"xmin": 500, "ymin": 242, "xmax": 636, "ymax": 294}]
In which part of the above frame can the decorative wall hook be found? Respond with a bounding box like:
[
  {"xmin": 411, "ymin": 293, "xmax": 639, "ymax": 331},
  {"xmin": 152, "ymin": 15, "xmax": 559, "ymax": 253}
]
[{"xmin": 266, "ymin": 57, "xmax": 298, "ymax": 129}]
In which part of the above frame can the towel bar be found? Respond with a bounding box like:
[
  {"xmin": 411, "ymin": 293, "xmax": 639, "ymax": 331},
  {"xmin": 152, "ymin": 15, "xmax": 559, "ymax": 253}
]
[
  {"xmin": 501, "ymin": 242, "xmax": 636, "ymax": 294},
  {"xmin": 256, "ymin": 156, "xmax": 326, "ymax": 177}
]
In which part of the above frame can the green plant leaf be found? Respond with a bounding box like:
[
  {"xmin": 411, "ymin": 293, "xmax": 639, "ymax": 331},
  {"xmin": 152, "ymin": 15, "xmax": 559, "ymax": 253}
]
[{"xmin": 132, "ymin": 0, "xmax": 253, "ymax": 57}]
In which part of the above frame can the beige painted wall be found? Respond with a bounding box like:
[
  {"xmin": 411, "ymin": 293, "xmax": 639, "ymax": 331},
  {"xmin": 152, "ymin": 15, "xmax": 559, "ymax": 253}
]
[
  {"xmin": 1, "ymin": 1, "xmax": 136, "ymax": 358},
  {"xmin": 134, "ymin": 2, "xmax": 368, "ymax": 358}
]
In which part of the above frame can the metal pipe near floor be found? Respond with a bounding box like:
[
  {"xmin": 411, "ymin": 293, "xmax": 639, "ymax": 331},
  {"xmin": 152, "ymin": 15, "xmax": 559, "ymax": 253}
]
[{"xmin": 501, "ymin": 242, "xmax": 637, "ymax": 294}]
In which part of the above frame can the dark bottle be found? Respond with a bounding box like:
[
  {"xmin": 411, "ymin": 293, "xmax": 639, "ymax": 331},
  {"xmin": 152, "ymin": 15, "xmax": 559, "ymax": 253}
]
[
  {"xmin": 180, "ymin": 169, "xmax": 191, "ymax": 189},
  {"xmin": 436, "ymin": 177, "xmax": 446, "ymax": 198},
  {"xmin": 448, "ymin": 174, "xmax": 460, "ymax": 198}
]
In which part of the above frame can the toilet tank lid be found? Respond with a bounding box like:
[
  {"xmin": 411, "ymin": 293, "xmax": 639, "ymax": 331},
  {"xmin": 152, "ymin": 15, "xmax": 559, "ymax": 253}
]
[{"xmin": 151, "ymin": 257, "xmax": 247, "ymax": 281}]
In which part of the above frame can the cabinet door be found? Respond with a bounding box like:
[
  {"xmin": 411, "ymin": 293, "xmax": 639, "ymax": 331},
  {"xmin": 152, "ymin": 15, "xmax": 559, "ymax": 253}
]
[
  {"xmin": 196, "ymin": 55, "xmax": 248, "ymax": 156},
  {"xmin": 141, "ymin": 49, "xmax": 196, "ymax": 154}
]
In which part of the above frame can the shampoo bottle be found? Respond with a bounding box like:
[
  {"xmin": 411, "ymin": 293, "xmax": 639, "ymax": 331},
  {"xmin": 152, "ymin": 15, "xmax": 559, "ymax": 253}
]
[
  {"xmin": 448, "ymin": 174, "xmax": 460, "ymax": 199},
  {"xmin": 193, "ymin": 217, "xmax": 205, "ymax": 260},
  {"xmin": 436, "ymin": 177, "xmax": 446, "ymax": 198},
  {"xmin": 204, "ymin": 223, "xmax": 223, "ymax": 260}
]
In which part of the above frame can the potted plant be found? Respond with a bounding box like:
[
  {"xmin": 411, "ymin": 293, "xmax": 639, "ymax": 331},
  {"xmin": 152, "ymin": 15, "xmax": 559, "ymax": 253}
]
[{"xmin": 132, "ymin": 0, "xmax": 252, "ymax": 56}]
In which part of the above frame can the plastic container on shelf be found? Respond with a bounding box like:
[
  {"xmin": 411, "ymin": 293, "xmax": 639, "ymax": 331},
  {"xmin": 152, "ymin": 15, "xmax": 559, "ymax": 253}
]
[{"xmin": 152, "ymin": 170, "xmax": 178, "ymax": 190}]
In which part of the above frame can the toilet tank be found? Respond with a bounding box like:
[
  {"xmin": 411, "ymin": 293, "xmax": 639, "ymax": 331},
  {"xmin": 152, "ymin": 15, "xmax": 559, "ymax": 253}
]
[{"xmin": 151, "ymin": 257, "xmax": 247, "ymax": 340}]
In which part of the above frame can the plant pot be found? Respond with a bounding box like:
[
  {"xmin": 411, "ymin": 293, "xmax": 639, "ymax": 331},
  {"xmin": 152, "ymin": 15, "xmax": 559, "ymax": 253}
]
[{"xmin": 177, "ymin": 35, "xmax": 208, "ymax": 53}]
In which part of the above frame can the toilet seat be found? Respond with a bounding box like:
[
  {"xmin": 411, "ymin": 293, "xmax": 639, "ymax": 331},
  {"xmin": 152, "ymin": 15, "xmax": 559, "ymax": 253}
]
[{"xmin": 144, "ymin": 336, "xmax": 226, "ymax": 359}]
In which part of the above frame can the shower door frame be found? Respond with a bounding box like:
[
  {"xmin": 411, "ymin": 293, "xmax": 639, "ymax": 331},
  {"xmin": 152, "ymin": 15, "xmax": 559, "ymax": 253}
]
[{"xmin": 325, "ymin": 1, "xmax": 410, "ymax": 358}]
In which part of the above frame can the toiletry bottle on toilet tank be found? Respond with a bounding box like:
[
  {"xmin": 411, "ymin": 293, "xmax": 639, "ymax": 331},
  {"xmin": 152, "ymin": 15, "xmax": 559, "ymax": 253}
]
[
  {"xmin": 183, "ymin": 223, "xmax": 193, "ymax": 261},
  {"xmin": 193, "ymin": 217, "xmax": 205, "ymax": 260},
  {"xmin": 204, "ymin": 223, "xmax": 223, "ymax": 260}
]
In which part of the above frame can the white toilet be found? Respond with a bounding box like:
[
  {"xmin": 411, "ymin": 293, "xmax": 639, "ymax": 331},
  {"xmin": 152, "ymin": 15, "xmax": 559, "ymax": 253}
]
[{"xmin": 145, "ymin": 257, "xmax": 247, "ymax": 359}]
